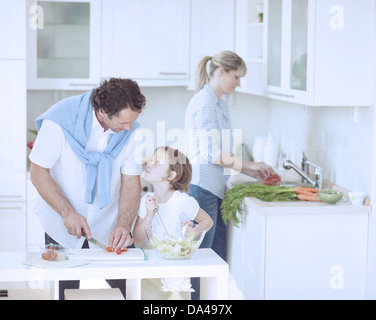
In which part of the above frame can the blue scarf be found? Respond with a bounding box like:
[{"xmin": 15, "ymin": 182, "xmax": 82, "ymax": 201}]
[{"xmin": 35, "ymin": 90, "xmax": 140, "ymax": 209}]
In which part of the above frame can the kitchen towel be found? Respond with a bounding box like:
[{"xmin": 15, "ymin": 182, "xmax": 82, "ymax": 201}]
[{"xmin": 35, "ymin": 90, "xmax": 140, "ymax": 209}]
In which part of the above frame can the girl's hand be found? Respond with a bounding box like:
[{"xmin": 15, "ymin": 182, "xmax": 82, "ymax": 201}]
[
  {"xmin": 145, "ymin": 195, "xmax": 158, "ymax": 216},
  {"xmin": 181, "ymin": 221, "xmax": 198, "ymax": 235}
]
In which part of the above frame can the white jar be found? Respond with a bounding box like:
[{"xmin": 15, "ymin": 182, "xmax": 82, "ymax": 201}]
[{"xmin": 252, "ymin": 136, "xmax": 266, "ymax": 162}]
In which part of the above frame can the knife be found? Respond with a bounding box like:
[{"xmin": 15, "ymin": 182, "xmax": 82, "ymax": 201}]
[{"xmin": 82, "ymin": 230, "xmax": 107, "ymax": 250}]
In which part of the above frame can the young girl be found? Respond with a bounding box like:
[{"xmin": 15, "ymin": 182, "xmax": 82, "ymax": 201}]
[
  {"xmin": 133, "ymin": 146, "xmax": 213, "ymax": 299},
  {"xmin": 134, "ymin": 146, "xmax": 213, "ymax": 243}
]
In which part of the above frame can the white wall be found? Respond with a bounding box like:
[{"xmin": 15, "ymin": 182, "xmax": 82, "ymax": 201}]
[{"xmin": 28, "ymin": 87, "xmax": 373, "ymax": 195}]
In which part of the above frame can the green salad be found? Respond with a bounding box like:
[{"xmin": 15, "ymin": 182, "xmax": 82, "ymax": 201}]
[{"xmin": 152, "ymin": 233, "xmax": 200, "ymax": 260}]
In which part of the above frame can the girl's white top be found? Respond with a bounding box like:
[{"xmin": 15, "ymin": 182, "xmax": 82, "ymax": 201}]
[{"xmin": 138, "ymin": 191, "xmax": 199, "ymax": 234}]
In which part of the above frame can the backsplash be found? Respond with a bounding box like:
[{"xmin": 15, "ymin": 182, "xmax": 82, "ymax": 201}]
[
  {"xmin": 27, "ymin": 87, "xmax": 373, "ymax": 194},
  {"xmin": 230, "ymin": 92, "xmax": 373, "ymax": 195}
]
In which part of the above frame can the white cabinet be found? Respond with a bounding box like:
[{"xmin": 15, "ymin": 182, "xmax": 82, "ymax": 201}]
[
  {"xmin": 0, "ymin": 203, "xmax": 26, "ymax": 252},
  {"xmin": 0, "ymin": 0, "xmax": 26, "ymax": 59},
  {"xmin": 26, "ymin": 0, "xmax": 101, "ymax": 90},
  {"xmin": 27, "ymin": 179, "xmax": 45, "ymax": 252},
  {"xmin": 264, "ymin": 0, "xmax": 374, "ymax": 106},
  {"xmin": 0, "ymin": 1, "xmax": 27, "ymax": 254},
  {"xmin": 235, "ymin": 0, "xmax": 265, "ymax": 95},
  {"xmin": 0, "ymin": 60, "xmax": 27, "ymax": 201},
  {"xmin": 228, "ymin": 201, "xmax": 369, "ymax": 299},
  {"xmin": 189, "ymin": 0, "xmax": 235, "ymax": 90},
  {"xmin": 102, "ymin": 0, "xmax": 190, "ymax": 86},
  {"xmin": 264, "ymin": 214, "xmax": 368, "ymax": 299}
]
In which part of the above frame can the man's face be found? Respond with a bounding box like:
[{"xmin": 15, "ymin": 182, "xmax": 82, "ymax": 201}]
[{"xmin": 99, "ymin": 107, "xmax": 140, "ymax": 132}]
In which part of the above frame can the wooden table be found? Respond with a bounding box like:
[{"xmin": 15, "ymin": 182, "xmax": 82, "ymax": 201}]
[{"xmin": 0, "ymin": 248, "xmax": 228, "ymax": 300}]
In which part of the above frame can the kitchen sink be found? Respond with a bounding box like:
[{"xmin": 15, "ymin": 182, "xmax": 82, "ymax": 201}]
[{"xmin": 280, "ymin": 181, "xmax": 315, "ymax": 188}]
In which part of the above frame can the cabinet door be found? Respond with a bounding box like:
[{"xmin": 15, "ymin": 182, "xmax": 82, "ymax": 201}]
[
  {"xmin": 313, "ymin": 0, "xmax": 374, "ymax": 106},
  {"xmin": 265, "ymin": 0, "xmax": 374, "ymax": 106},
  {"xmin": 26, "ymin": 0, "xmax": 101, "ymax": 90},
  {"xmin": 0, "ymin": 60, "xmax": 26, "ymax": 201},
  {"xmin": 102, "ymin": 0, "xmax": 190, "ymax": 83},
  {"xmin": 189, "ymin": 0, "xmax": 234, "ymax": 90},
  {"xmin": 234, "ymin": 0, "xmax": 265, "ymax": 95},
  {"xmin": 0, "ymin": 203, "xmax": 26, "ymax": 252},
  {"xmin": 0, "ymin": 0, "xmax": 26, "ymax": 59},
  {"xmin": 265, "ymin": 214, "xmax": 368, "ymax": 299},
  {"xmin": 266, "ymin": 0, "xmax": 283, "ymax": 90},
  {"xmin": 266, "ymin": 0, "xmax": 311, "ymax": 103},
  {"xmin": 242, "ymin": 206, "xmax": 266, "ymax": 299}
]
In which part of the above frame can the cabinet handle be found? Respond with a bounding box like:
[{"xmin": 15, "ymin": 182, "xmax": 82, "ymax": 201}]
[
  {"xmin": 0, "ymin": 205, "xmax": 23, "ymax": 210},
  {"xmin": 158, "ymin": 72, "xmax": 187, "ymax": 76},
  {"xmin": 268, "ymin": 91, "xmax": 295, "ymax": 99},
  {"xmin": 69, "ymin": 83, "xmax": 98, "ymax": 87},
  {"xmin": 0, "ymin": 195, "xmax": 22, "ymax": 199}
]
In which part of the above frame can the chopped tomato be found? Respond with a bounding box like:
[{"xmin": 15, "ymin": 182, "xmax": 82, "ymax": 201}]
[
  {"xmin": 106, "ymin": 247, "xmax": 114, "ymax": 252},
  {"xmin": 115, "ymin": 248, "xmax": 122, "ymax": 255}
]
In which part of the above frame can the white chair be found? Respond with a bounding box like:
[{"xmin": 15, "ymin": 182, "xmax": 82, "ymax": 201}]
[{"xmin": 64, "ymin": 288, "xmax": 125, "ymax": 300}]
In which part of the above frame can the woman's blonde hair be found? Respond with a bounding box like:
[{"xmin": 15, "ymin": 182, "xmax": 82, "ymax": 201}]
[{"xmin": 195, "ymin": 50, "xmax": 247, "ymax": 92}]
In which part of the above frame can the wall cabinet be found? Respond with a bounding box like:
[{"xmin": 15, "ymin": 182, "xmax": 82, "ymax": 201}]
[
  {"xmin": 236, "ymin": 0, "xmax": 375, "ymax": 107},
  {"xmin": 0, "ymin": 0, "xmax": 26, "ymax": 60},
  {"xmin": 235, "ymin": 0, "xmax": 265, "ymax": 95},
  {"xmin": 102, "ymin": 0, "xmax": 190, "ymax": 86},
  {"xmin": 189, "ymin": 0, "xmax": 235, "ymax": 90},
  {"xmin": 265, "ymin": 0, "xmax": 374, "ymax": 106},
  {"xmin": 26, "ymin": 0, "xmax": 101, "ymax": 90},
  {"xmin": 228, "ymin": 201, "xmax": 369, "ymax": 299}
]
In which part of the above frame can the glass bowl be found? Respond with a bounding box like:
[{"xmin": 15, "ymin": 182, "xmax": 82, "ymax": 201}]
[
  {"xmin": 145, "ymin": 225, "xmax": 205, "ymax": 260},
  {"xmin": 40, "ymin": 244, "xmax": 69, "ymax": 262}
]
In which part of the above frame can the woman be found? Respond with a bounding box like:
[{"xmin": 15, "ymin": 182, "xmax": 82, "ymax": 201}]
[{"xmin": 185, "ymin": 51, "xmax": 276, "ymax": 262}]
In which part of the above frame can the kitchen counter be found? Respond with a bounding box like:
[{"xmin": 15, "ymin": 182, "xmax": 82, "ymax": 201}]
[
  {"xmin": 0, "ymin": 248, "xmax": 228, "ymax": 300},
  {"xmin": 226, "ymin": 172, "xmax": 370, "ymax": 300},
  {"xmin": 226, "ymin": 172, "xmax": 371, "ymax": 215}
]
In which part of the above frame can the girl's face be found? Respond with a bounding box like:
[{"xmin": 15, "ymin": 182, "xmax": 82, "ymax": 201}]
[{"xmin": 144, "ymin": 150, "xmax": 171, "ymax": 184}]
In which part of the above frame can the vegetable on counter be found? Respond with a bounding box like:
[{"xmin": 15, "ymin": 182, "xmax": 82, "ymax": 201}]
[
  {"xmin": 106, "ymin": 246, "xmax": 128, "ymax": 254},
  {"xmin": 264, "ymin": 173, "xmax": 281, "ymax": 186},
  {"xmin": 221, "ymin": 183, "xmax": 321, "ymax": 227}
]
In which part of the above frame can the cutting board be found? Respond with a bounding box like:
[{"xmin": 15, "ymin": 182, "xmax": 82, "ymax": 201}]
[
  {"xmin": 23, "ymin": 258, "xmax": 89, "ymax": 269},
  {"xmin": 68, "ymin": 248, "xmax": 147, "ymax": 261}
]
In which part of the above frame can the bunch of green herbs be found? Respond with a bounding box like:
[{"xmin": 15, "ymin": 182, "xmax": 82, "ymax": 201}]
[{"xmin": 221, "ymin": 183, "xmax": 298, "ymax": 227}]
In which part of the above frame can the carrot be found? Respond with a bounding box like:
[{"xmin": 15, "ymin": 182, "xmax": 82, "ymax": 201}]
[
  {"xmin": 297, "ymin": 194, "xmax": 321, "ymax": 201},
  {"xmin": 296, "ymin": 190, "xmax": 318, "ymax": 197},
  {"xmin": 295, "ymin": 187, "xmax": 320, "ymax": 194}
]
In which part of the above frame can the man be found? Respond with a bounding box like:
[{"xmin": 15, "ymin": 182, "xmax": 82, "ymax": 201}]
[{"xmin": 29, "ymin": 78, "xmax": 146, "ymax": 299}]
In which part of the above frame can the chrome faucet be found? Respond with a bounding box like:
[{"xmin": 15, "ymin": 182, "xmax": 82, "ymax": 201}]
[{"xmin": 283, "ymin": 159, "xmax": 323, "ymax": 189}]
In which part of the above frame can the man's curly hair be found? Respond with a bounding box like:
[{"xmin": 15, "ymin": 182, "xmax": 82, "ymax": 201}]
[{"xmin": 90, "ymin": 78, "xmax": 146, "ymax": 118}]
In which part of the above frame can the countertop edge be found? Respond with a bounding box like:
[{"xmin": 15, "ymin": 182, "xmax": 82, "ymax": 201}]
[{"xmin": 243, "ymin": 196, "xmax": 371, "ymax": 215}]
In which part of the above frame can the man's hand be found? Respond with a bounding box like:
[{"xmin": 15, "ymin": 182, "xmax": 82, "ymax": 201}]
[
  {"xmin": 63, "ymin": 211, "xmax": 92, "ymax": 239},
  {"xmin": 109, "ymin": 225, "xmax": 133, "ymax": 249}
]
